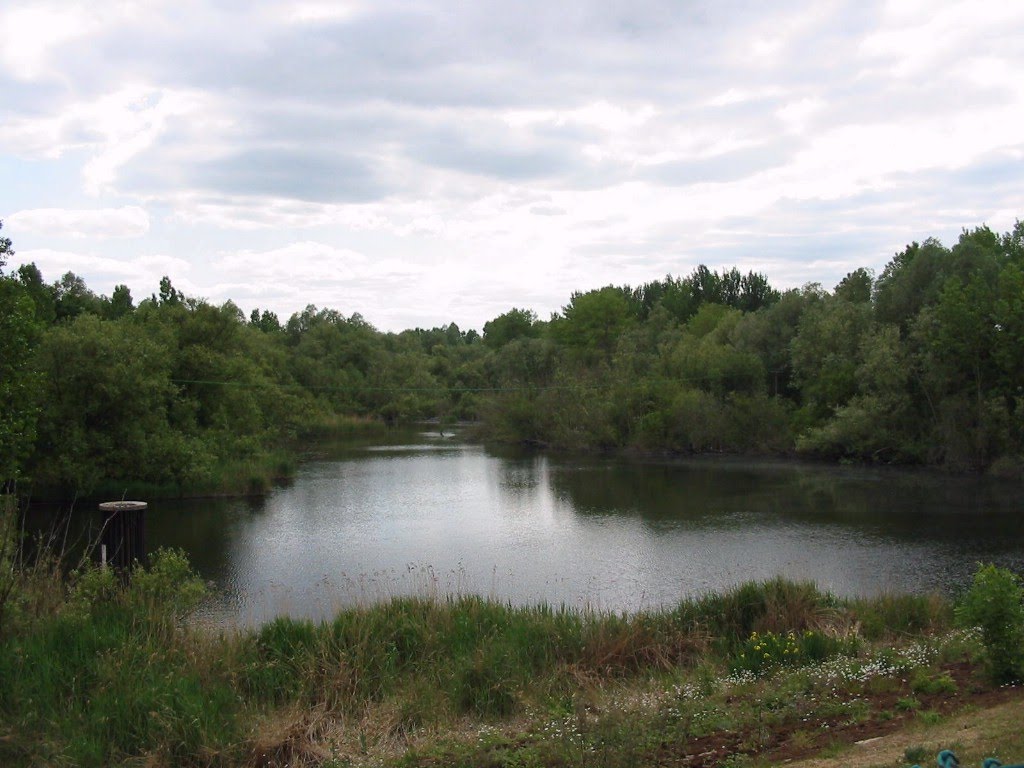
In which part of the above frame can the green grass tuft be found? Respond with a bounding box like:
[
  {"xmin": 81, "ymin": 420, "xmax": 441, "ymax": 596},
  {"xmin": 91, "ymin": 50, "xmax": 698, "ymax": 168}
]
[{"xmin": 0, "ymin": 550, "xmax": 1015, "ymax": 768}]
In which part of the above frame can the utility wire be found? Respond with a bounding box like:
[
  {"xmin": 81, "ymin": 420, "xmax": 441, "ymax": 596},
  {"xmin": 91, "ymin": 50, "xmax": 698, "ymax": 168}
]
[
  {"xmin": 169, "ymin": 378, "xmax": 602, "ymax": 393},
  {"xmin": 168, "ymin": 371, "xmax": 787, "ymax": 395}
]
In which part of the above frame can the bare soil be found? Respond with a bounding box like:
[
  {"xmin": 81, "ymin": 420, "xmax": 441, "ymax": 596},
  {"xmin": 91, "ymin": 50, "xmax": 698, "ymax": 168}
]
[{"xmin": 649, "ymin": 662, "xmax": 1023, "ymax": 767}]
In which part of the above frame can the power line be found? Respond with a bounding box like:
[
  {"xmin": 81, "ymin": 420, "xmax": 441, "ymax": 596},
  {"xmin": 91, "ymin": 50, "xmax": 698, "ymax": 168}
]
[
  {"xmin": 169, "ymin": 378, "xmax": 598, "ymax": 393},
  {"xmin": 168, "ymin": 371, "xmax": 786, "ymax": 395}
]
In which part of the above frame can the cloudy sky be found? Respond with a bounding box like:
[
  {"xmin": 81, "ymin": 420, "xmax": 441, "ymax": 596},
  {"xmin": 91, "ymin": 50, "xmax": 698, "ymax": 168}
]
[{"xmin": 2, "ymin": 0, "xmax": 1022, "ymax": 331}]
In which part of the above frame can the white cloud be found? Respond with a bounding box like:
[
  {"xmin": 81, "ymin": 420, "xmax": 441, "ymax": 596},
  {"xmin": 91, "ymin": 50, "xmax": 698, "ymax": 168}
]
[
  {"xmin": 80, "ymin": 88, "xmax": 210, "ymax": 195},
  {"xmin": 164, "ymin": 196, "xmax": 390, "ymax": 231},
  {"xmin": 215, "ymin": 241, "xmax": 415, "ymax": 282},
  {"xmin": 705, "ymin": 87, "xmax": 785, "ymax": 107},
  {"xmin": 1, "ymin": 0, "xmax": 1023, "ymax": 330},
  {"xmin": 0, "ymin": 85, "xmax": 209, "ymax": 195},
  {"xmin": 862, "ymin": 0, "xmax": 1024, "ymax": 78},
  {"xmin": 13, "ymin": 248, "xmax": 190, "ymax": 297},
  {"xmin": 284, "ymin": 1, "xmax": 364, "ymax": 24},
  {"xmin": 776, "ymin": 98, "xmax": 826, "ymax": 134},
  {"xmin": 0, "ymin": 4, "xmax": 98, "ymax": 80},
  {"xmin": 504, "ymin": 101, "xmax": 658, "ymax": 133},
  {"xmin": 7, "ymin": 206, "xmax": 150, "ymax": 239}
]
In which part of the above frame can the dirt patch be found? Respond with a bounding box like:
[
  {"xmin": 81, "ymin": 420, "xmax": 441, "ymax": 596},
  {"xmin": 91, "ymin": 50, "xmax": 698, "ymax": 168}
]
[
  {"xmin": 648, "ymin": 662, "xmax": 1024, "ymax": 767},
  {"xmin": 784, "ymin": 696, "xmax": 1024, "ymax": 768}
]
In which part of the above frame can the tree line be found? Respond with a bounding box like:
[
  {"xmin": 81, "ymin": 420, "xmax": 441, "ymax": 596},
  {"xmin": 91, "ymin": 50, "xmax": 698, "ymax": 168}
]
[{"xmin": 1, "ymin": 219, "xmax": 1022, "ymax": 497}]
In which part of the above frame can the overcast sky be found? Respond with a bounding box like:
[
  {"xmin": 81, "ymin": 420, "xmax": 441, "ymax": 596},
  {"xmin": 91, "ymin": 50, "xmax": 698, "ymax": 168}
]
[{"xmin": 2, "ymin": 0, "xmax": 1022, "ymax": 331}]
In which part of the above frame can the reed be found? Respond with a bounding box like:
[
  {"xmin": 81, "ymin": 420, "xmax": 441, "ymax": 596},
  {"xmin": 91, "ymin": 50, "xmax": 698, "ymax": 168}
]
[{"xmin": 0, "ymin": 549, "xmax": 992, "ymax": 768}]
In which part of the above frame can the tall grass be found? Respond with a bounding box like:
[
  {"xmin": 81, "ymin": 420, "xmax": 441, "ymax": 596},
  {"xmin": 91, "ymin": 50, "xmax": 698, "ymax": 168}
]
[
  {"xmin": 850, "ymin": 592, "xmax": 953, "ymax": 640},
  {"xmin": 0, "ymin": 550, "xmax": 960, "ymax": 768},
  {"xmin": 673, "ymin": 577, "xmax": 842, "ymax": 647}
]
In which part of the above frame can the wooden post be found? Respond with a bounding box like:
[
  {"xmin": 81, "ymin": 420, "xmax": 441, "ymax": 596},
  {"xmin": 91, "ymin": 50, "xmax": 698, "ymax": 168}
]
[{"xmin": 98, "ymin": 501, "xmax": 148, "ymax": 575}]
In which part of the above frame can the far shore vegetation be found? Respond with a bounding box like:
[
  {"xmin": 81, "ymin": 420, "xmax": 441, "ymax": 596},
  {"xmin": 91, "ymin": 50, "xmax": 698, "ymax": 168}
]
[{"xmin": 3, "ymin": 218, "xmax": 1024, "ymax": 501}]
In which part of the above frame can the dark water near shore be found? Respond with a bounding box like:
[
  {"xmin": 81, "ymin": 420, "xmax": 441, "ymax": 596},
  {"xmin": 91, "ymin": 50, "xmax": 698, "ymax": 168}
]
[{"xmin": 30, "ymin": 430, "xmax": 1024, "ymax": 623}]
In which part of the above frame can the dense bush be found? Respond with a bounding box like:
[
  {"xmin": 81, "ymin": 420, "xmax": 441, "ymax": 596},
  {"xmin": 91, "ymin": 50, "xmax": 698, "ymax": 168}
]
[
  {"xmin": 955, "ymin": 563, "xmax": 1024, "ymax": 683},
  {"xmin": 4, "ymin": 219, "xmax": 1024, "ymax": 499},
  {"xmin": 730, "ymin": 628, "xmax": 859, "ymax": 675}
]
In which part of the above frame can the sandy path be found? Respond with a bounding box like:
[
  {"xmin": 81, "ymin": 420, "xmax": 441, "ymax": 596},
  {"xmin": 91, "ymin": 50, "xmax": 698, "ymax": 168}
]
[{"xmin": 784, "ymin": 697, "xmax": 1024, "ymax": 768}]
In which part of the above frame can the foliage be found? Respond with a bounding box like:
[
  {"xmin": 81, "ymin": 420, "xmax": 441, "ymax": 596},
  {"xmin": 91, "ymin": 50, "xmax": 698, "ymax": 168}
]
[
  {"xmin": 955, "ymin": 563, "xmax": 1024, "ymax": 683},
  {"xmin": 126, "ymin": 548, "xmax": 208, "ymax": 614},
  {"xmin": 552, "ymin": 285, "xmax": 634, "ymax": 362},
  {"xmin": 909, "ymin": 668, "xmax": 957, "ymax": 695},
  {"xmin": 730, "ymin": 629, "xmax": 857, "ymax": 675},
  {"xmin": 0, "ymin": 548, "xmax": 221, "ymax": 767},
  {"xmin": 0, "ymin": 497, "xmax": 19, "ymax": 637},
  {"xmin": 4, "ymin": 219, "xmax": 1024, "ymax": 498},
  {"xmin": 0, "ymin": 224, "xmax": 44, "ymax": 486},
  {"xmin": 851, "ymin": 593, "xmax": 951, "ymax": 640},
  {"xmin": 0, "ymin": 548, "xmax": 993, "ymax": 768},
  {"xmin": 674, "ymin": 577, "xmax": 839, "ymax": 644},
  {"xmin": 0, "ymin": 281, "xmax": 42, "ymax": 485},
  {"xmin": 483, "ymin": 307, "xmax": 539, "ymax": 349}
]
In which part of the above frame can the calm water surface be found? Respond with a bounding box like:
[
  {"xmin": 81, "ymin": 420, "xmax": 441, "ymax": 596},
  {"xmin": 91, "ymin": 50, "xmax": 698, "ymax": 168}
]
[{"xmin": 41, "ymin": 430, "xmax": 1024, "ymax": 623}]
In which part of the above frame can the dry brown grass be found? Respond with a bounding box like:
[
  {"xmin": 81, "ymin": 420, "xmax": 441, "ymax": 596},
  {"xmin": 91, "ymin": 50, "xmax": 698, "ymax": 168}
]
[
  {"xmin": 248, "ymin": 705, "xmax": 340, "ymax": 768},
  {"xmin": 580, "ymin": 616, "xmax": 712, "ymax": 673}
]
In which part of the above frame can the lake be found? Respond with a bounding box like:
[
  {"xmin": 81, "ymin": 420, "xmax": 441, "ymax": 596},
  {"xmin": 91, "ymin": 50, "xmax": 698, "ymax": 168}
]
[{"xmin": 35, "ymin": 429, "xmax": 1024, "ymax": 623}]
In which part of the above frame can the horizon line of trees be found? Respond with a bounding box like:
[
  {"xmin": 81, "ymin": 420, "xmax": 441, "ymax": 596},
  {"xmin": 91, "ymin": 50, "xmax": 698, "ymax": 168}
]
[{"xmin": 2, "ymin": 218, "xmax": 1023, "ymax": 496}]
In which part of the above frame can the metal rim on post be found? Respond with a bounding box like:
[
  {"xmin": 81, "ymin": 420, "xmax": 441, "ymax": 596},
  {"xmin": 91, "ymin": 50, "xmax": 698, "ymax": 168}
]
[{"xmin": 98, "ymin": 501, "xmax": 148, "ymax": 513}]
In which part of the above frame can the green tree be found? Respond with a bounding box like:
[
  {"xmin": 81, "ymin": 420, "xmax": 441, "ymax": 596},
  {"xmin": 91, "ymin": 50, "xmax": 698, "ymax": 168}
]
[
  {"xmin": 913, "ymin": 272, "xmax": 1003, "ymax": 468},
  {"xmin": 737, "ymin": 270, "xmax": 780, "ymax": 312},
  {"xmin": 552, "ymin": 286, "xmax": 633, "ymax": 362},
  {"xmin": 0, "ymin": 225, "xmax": 43, "ymax": 486},
  {"xmin": 0, "ymin": 221, "xmax": 11, "ymax": 272},
  {"xmin": 689, "ymin": 265, "xmax": 723, "ymax": 305},
  {"xmin": 731, "ymin": 288, "xmax": 818, "ymax": 398},
  {"xmin": 104, "ymin": 284, "xmax": 135, "ymax": 319},
  {"xmin": 15, "ymin": 263, "xmax": 56, "ymax": 324},
  {"xmin": 956, "ymin": 564, "xmax": 1024, "ymax": 683},
  {"xmin": 483, "ymin": 308, "xmax": 539, "ymax": 349},
  {"xmin": 156, "ymin": 275, "xmax": 181, "ymax": 306},
  {"xmin": 635, "ymin": 275, "xmax": 699, "ymax": 323},
  {"xmin": 52, "ymin": 271, "xmax": 101, "ymax": 322},
  {"xmin": 286, "ymin": 306, "xmax": 380, "ymax": 413},
  {"xmin": 797, "ymin": 324, "xmax": 919, "ymax": 462},
  {"xmin": 791, "ymin": 295, "xmax": 874, "ymax": 418},
  {"xmin": 834, "ymin": 268, "xmax": 873, "ymax": 304},
  {"xmin": 30, "ymin": 314, "xmax": 185, "ymax": 492},
  {"xmin": 666, "ymin": 305, "xmax": 765, "ymax": 397},
  {"xmin": 874, "ymin": 239, "xmax": 950, "ymax": 330},
  {"xmin": 249, "ymin": 308, "xmax": 282, "ymax": 333},
  {"xmin": 992, "ymin": 261, "xmax": 1024, "ymax": 446}
]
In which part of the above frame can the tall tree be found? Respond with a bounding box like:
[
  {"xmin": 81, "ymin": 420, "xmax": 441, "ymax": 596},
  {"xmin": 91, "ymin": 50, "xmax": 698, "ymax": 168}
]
[
  {"xmin": 52, "ymin": 272, "xmax": 100, "ymax": 322},
  {"xmin": 0, "ymin": 226, "xmax": 43, "ymax": 484},
  {"xmin": 16, "ymin": 264, "xmax": 56, "ymax": 324},
  {"xmin": 0, "ymin": 221, "xmax": 10, "ymax": 272},
  {"xmin": 834, "ymin": 268, "xmax": 873, "ymax": 304},
  {"xmin": 483, "ymin": 308, "xmax": 539, "ymax": 349},
  {"xmin": 104, "ymin": 284, "xmax": 135, "ymax": 319},
  {"xmin": 552, "ymin": 286, "xmax": 633, "ymax": 362}
]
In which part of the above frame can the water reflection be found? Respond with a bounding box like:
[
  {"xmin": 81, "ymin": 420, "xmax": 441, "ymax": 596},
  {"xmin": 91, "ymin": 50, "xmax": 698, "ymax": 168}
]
[{"xmin": 25, "ymin": 432, "xmax": 1024, "ymax": 624}]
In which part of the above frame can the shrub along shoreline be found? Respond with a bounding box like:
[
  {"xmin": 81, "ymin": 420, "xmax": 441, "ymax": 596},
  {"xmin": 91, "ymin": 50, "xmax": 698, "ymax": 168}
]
[
  {"xmin": 1, "ymin": 535, "xmax": 1021, "ymax": 768},
  {"xmin": 6, "ymin": 220, "xmax": 1024, "ymax": 505}
]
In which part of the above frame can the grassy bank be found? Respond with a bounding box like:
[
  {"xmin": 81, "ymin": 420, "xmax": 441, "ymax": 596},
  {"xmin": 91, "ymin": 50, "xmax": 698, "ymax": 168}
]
[{"xmin": 0, "ymin": 541, "xmax": 1021, "ymax": 767}]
